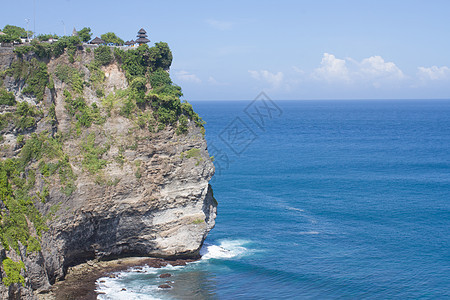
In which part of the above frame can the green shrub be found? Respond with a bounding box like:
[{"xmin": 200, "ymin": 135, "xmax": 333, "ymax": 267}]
[
  {"xmin": 81, "ymin": 133, "xmax": 109, "ymax": 174},
  {"xmin": 51, "ymin": 35, "xmax": 81, "ymax": 58},
  {"xmin": 176, "ymin": 115, "xmax": 188, "ymax": 135},
  {"xmin": 119, "ymin": 98, "xmax": 135, "ymax": 118},
  {"xmin": 1, "ymin": 258, "xmax": 25, "ymax": 286},
  {"xmin": 13, "ymin": 45, "xmax": 33, "ymax": 58},
  {"xmin": 37, "ymin": 34, "xmax": 58, "ymax": 42},
  {"xmin": 181, "ymin": 148, "xmax": 201, "ymax": 159},
  {"xmin": 12, "ymin": 34, "xmax": 79, "ymax": 59},
  {"xmin": 130, "ymin": 76, "xmax": 147, "ymax": 105},
  {"xmin": 63, "ymin": 92, "xmax": 104, "ymax": 128},
  {"xmin": 87, "ymin": 62, "xmax": 105, "ymax": 86},
  {"xmin": 6, "ymin": 59, "xmax": 50, "ymax": 102},
  {"xmin": 0, "ymin": 131, "xmax": 74, "ymax": 257},
  {"xmin": 29, "ymin": 40, "xmax": 52, "ymax": 59},
  {"xmin": 16, "ymin": 134, "xmax": 24, "ymax": 147},
  {"xmin": 96, "ymin": 89, "xmax": 104, "ymax": 98},
  {"xmin": 101, "ymin": 32, "xmax": 124, "ymax": 45},
  {"xmin": 0, "ymin": 89, "xmax": 16, "ymax": 106},
  {"xmin": 0, "ymin": 113, "xmax": 13, "ymax": 131},
  {"xmin": 0, "ymin": 156, "xmax": 49, "ymax": 253},
  {"xmin": 48, "ymin": 76, "xmax": 55, "ymax": 90},
  {"xmin": 55, "ymin": 65, "xmax": 84, "ymax": 93},
  {"xmin": 14, "ymin": 102, "xmax": 40, "ymax": 130},
  {"xmin": 134, "ymin": 168, "xmax": 142, "ymax": 179},
  {"xmin": 114, "ymin": 43, "xmax": 173, "ymax": 81},
  {"xmin": 94, "ymin": 45, "xmax": 113, "ymax": 66},
  {"xmin": 148, "ymin": 68, "xmax": 172, "ymax": 89},
  {"xmin": 180, "ymin": 148, "xmax": 203, "ymax": 165},
  {"xmin": 48, "ymin": 103, "xmax": 57, "ymax": 126}
]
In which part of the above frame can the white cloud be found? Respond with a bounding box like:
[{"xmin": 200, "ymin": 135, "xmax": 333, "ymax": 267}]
[
  {"xmin": 417, "ymin": 66, "xmax": 450, "ymax": 80},
  {"xmin": 311, "ymin": 53, "xmax": 405, "ymax": 87},
  {"xmin": 205, "ymin": 19, "xmax": 234, "ymax": 30},
  {"xmin": 208, "ymin": 76, "xmax": 218, "ymax": 84},
  {"xmin": 174, "ymin": 70, "xmax": 201, "ymax": 84},
  {"xmin": 359, "ymin": 56, "xmax": 404, "ymax": 80},
  {"xmin": 248, "ymin": 70, "xmax": 284, "ymax": 88},
  {"xmin": 312, "ymin": 53, "xmax": 350, "ymax": 82},
  {"xmin": 208, "ymin": 76, "xmax": 228, "ymax": 86},
  {"xmin": 292, "ymin": 66, "xmax": 305, "ymax": 74}
]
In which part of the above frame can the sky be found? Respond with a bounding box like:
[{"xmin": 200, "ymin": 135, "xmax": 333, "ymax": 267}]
[{"xmin": 1, "ymin": 0, "xmax": 450, "ymax": 100}]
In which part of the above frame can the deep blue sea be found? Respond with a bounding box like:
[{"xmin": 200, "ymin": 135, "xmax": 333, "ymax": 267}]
[{"xmin": 97, "ymin": 100, "xmax": 450, "ymax": 299}]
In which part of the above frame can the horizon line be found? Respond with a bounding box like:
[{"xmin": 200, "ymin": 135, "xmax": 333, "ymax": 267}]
[{"xmin": 188, "ymin": 98, "xmax": 450, "ymax": 102}]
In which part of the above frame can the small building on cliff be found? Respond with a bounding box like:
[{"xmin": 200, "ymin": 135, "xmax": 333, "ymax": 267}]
[
  {"xmin": 89, "ymin": 36, "xmax": 105, "ymax": 45},
  {"xmin": 135, "ymin": 28, "xmax": 150, "ymax": 45}
]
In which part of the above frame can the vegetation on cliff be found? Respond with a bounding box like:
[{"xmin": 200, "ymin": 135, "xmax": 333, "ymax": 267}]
[{"xmin": 0, "ymin": 25, "xmax": 207, "ymax": 287}]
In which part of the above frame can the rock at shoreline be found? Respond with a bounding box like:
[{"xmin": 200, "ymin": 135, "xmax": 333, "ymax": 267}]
[
  {"xmin": 159, "ymin": 273, "xmax": 172, "ymax": 278},
  {"xmin": 158, "ymin": 284, "xmax": 172, "ymax": 289},
  {"xmin": 49, "ymin": 257, "xmax": 194, "ymax": 299}
]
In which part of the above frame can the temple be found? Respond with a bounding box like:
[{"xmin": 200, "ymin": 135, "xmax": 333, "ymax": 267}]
[{"xmin": 135, "ymin": 28, "xmax": 150, "ymax": 45}]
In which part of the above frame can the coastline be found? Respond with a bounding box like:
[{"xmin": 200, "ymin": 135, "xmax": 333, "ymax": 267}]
[{"xmin": 37, "ymin": 257, "xmax": 196, "ymax": 300}]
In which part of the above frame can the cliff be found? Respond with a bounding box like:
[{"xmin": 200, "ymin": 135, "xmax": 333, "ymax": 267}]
[{"xmin": 0, "ymin": 41, "xmax": 216, "ymax": 299}]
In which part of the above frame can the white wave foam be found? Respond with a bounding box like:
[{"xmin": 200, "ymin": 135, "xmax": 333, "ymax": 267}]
[
  {"xmin": 96, "ymin": 275, "xmax": 161, "ymax": 300},
  {"xmin": 298, "ymin": 231, "xmax": 320, "ymax": 235},
  {"xmin": 96, "ymin": 240, "xmax": 252, "ymax": 298},
  {"xmin": 285, "ymin": 206, "xmax": 305, "ymax": 212},
  {"xmin": 95, "ymin": 263, "xmax": 181, "ymax": 300},
  {"xmin": 200, "ymin": 239, "xmax": 250, "ymax": 260}
]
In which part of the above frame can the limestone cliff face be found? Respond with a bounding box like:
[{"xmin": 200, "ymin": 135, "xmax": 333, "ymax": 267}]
[{"xmin": 0, "ymin": 46, "xmax": 216, "ymax": 299}]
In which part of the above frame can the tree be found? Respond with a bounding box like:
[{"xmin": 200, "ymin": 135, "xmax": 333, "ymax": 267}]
[
  {"xmin": 0, "ymin": 35, "xmax": 14, "ymax": 43},
  {"xmin": 2, "ymin": 25, "xmax": 31, "ymax": 42},
  {"xmin": 37, "ymin": 34, "xmax": 58, "ymax": 41},
  {"xmin": 100, "ymin": 32, "xmax": 124, "ymax": 45},
  {"xmin": 77, "ymin": 27, "xmax": 92, "ymax": 43},
  {"xmin": 154, "ymin": 42, "xmax": 173, "ymax": 70}
]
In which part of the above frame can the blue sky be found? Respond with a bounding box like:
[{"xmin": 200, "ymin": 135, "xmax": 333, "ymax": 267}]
[{"xmin": 1, "ymin": 0, "xmax": 450, "ymax": 100}]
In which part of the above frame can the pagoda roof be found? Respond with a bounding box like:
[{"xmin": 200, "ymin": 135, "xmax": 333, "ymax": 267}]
[
  {"xmin": 90, "ymin": 37, "xmax": 105, "ymax": 44},
  {"xmin": 135, "ymin": 37, "xmax": 150, "ymax": 44},
  {"xmin": 138, "ymin": 28, "xmax": 147, "ymax": 34}
]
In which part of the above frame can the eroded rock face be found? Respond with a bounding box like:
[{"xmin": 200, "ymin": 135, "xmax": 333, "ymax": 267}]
[
  {"xmin": 40, "ymin": 122, "xmax": 216, "ymax": 282},
  {"xmin": 0, "ymin": 49, "xmax": 216, "ymax": 299}
]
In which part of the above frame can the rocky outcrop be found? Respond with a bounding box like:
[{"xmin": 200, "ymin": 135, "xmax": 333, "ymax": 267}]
[{"xmin": 0, "ymin": 46, "xmax": 216, "ymax": 299}]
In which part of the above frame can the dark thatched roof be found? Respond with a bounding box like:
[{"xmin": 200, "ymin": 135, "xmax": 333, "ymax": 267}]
[
  {"xmin": 135, "ymin": 37, "xmax": 150, "ymax": 44},
  {"xmin": 90, "ymin": 37, "xmax": 105, "ymax": 44},
  {"xmin": 137, "ymin": 28, "xmax": 148, "ymax": 39}
]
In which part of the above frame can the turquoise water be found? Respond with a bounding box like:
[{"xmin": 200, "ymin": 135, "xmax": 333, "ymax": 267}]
[{"xmin": 97, "ymin": 100, "xmax": 450, "ymax": 299}]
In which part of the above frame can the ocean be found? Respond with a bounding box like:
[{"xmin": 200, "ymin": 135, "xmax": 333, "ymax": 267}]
[{"xmin": 96, "ymin": 100, "xmax": 450, "ymax": 299}]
